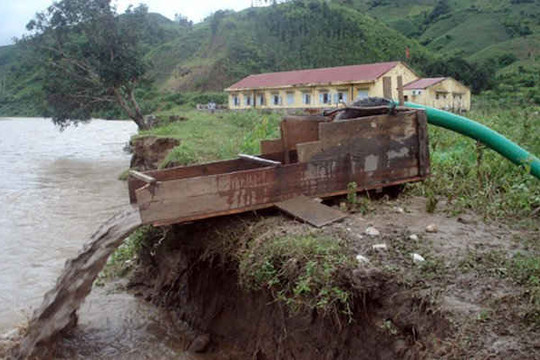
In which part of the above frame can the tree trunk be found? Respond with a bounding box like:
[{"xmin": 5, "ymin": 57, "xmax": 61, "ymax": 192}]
[
  {"xmin": 128, "ymin": 87, "xmax": 150, "ymax": 131},
  {"xmin": 114, "ymin": 87, "xmax": 149, "ymax": 131}
]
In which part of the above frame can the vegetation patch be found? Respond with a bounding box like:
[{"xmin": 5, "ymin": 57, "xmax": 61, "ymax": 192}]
[
  {"xmin": 408, "ymin": 98, "xmax": 540, "ymax": 226},
  {"xmin": 97, "ymin": 225, "xmax": 162, "ymax": 283},
  {"xmin": 139, "ymin": 110, "xmax": 281, "ymax": 167},
  {"xmin": 238, "ymin": 232, "xmax": 356, "ymax": 316}
]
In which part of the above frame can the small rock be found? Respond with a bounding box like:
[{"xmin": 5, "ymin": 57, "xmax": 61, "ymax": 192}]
[
  {"xmin": 313, "ymin": 197, "xmax": 323, "ymax": 203},
  {"xmin": 393, "ymin": 206, "xmax": 405, "ymax": 214},
  {"xmin": 409, "ymin": 234, "xmax": 419, "ymax": 241},
  {"xmin": 356, "ymin": 254, "xmax": 370, "ymax": 264},
  {"xmin": 365, "ymin": 226, "xmax": 380, "ymax": 236},
  {"xmin": 457, "ymin": 215, "xmax": 478, "ymax": 225},
  {"xmin": 372, "ymin": 243, "xmax": 388, "ymax": 251},
  {"xmin": 355, "ymin": 234, "xmax": 364, "ymax": 240},
  {"xmin": 412, "ymin": 253, "xmax": 425, "ymax": 263},
  {"xmin": 188, "ymin": 334, "xmax": 210, "ymax": 353},
  {"xmin": 425, "ymin": 224, "xmax": 438, "ymax": 233}
]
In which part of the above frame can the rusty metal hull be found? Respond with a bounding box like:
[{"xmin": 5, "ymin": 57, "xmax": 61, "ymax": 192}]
[{"xmin": 129, "ymin": 109, "xmax": 430, "ymax": 226}]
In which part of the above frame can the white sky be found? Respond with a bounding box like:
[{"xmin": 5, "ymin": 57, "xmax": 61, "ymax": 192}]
[{"xmin": 0, "ymin": 0, "xmax": 252, "ymax": 46}]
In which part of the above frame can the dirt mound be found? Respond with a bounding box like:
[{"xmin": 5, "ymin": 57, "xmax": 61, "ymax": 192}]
[
  {"xmin": 127, "ymin": 196, "xmax": 539, "ymax": 359},
  {"xmin": 130, "ymin": 136, "xmax": 180, "ymax": 171}
]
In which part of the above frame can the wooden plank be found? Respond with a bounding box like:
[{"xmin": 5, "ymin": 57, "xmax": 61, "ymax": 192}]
[
  {"xmin": 128, "ymin": 158, "xmax": 266, "ymax": 203},
  {"xmin": 297, "ymin": 141, "xmax": 323, "ymax": 163},
  {"xmin": 275, "ymin": 195, "xmax": 346, "ymax": 227},
  {"xmin": 281, "ymin": 118, "xmax": 324, "ymax": 151},
  {"xmin": 149, "ymin": 173, "xmax": 425, "ymax": 227},
  {"xmin": 383, "ymin": 76, "xmax": 392, "ymax": 99},
  {"xmin": 239, "ymin": 154, "xmax": 281, "ymax": 167},
  {"xmin": 260, "ymin": 139, "xmax": 283, "ymax": 155},
  {"xmin": 136, "ymin": 158, "xmax": 419, "ymax": 225},
  {"xmin": 281, "ymin": 120, "xmax": 290, "ymax": 164},
  {"xmin": 416, "ymin": 110, "xmax": 430, "ymax": 177}
]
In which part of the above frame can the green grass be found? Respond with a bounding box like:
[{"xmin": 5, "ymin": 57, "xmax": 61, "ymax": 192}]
[
  {"xmin": 139, "ymin": 109, "xmax": 282, "ymax": 167},
  {"xmin": 238, "ymin": 232, "xmax": 355, "ymax": 316},
  {"xmin": 409, "ymin": 99, "xmax": 540, "ymax": 225}
]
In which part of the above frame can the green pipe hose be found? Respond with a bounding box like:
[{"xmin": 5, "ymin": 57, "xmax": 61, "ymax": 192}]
[{"xmin": 403, "ymin": 102, "xmax": 540, "ymax": 180}]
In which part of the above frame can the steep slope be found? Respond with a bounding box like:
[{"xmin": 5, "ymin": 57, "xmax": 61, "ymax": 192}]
[{"xmin": 148, "ymin": 1, "xmax": 428, "ymax": 91}]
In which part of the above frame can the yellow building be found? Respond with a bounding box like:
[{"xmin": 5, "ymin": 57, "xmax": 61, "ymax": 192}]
[
  {"xmin": 225, "ymin": 61, "xmax": 471, "ymax": 112},
  {"xmin": 403, "ymin": 77, "xmax": 471, "ymax": 112}
]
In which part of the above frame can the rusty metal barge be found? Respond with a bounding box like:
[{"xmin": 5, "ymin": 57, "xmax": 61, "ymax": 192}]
[{"xmin": 128, "ymin": 107, "xmax": 430, "ymax": 227}]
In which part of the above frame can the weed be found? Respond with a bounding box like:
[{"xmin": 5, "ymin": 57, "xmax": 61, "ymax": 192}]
[
  {"xmin": 476, "ymin": 309, "xmax": 491, "ymax": 322},
  {"xmin": 238, "ymin": 233, "xmax": 355, "ymax": 317},
  {"xmin": 347, "ymin": 182, "xmax": 358, "ymax": 208},
  {"xmin": 117, "ymin": 168, "xmax": 130, "ymax": 181}
]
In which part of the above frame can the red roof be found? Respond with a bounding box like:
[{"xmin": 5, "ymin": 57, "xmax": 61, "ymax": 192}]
[
  {"xmin": 226, "ymin": 61, "xmax": 402, "ymax": 90},
  {"xmin": 403, "ymin": 77, "xmax": 446, "ymax": 90}
]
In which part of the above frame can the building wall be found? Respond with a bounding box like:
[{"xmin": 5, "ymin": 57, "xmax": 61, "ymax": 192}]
[
  {"xmin": 228, "ymin": 84, "xmax": 373, "ymax": 110},
  {"xmin": 226, "ymin": 62, "xmax": 420, "ymax": 110},
  {"xmin": 404, "ymin": 78, "xmax": 471, "ymax": 111},
  {"xmin": 369, "ymin": 62, "xmax": 419, "ymax": 100}
]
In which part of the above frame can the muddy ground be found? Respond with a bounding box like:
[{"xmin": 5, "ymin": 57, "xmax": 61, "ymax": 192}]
[{"xmin": 121, "ymin": 195, "xmax": 539, "ymax": 360}]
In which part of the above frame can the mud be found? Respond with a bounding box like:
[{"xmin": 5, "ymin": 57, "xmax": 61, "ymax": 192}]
[
  {"xmin": 130, "ymin": 136, "xmax": 180, "ymax": 171},
  {"xmin": 128, "ymin": 196, "xmax": 539, "ymax": 359}
]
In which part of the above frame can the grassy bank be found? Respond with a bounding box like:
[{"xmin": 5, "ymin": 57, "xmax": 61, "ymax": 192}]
[{"xmin": 138, "ymin": 110, "xmax": 282, "ymax": 168}]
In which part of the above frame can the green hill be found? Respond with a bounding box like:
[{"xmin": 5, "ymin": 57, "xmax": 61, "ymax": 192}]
[
  {"xmin": 345, "ymin": 0, "xmax": 539, "ymax": 68},
  {"xmin": 147, "ymin": 1, "xmax": 428, "ymax": 92},
  {"xmin": 0, "ymin": 0, "xmax": 538, "ymax": 117}
]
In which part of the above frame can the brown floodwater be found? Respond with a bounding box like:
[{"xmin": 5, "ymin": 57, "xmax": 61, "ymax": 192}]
[{"xmin": 0, "ymin": 118, "xmax": 198, "ymax": 358}]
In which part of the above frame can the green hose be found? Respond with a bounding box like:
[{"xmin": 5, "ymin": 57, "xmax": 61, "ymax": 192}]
[{"xmin": 403, "ymin": 102, "xmax": 540, "ymax": 180}]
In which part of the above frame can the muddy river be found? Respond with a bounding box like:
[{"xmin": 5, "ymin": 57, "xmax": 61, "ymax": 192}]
[{"xmin": 0, "ymin": 118, "xmax": 198, "ymax": 358}]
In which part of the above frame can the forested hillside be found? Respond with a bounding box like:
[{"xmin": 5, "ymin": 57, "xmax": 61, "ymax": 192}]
[
  {"xmin": 147, "ymin": 1, "xmax": 429, "ymax": 92},
  {"xmin": 0, "ymin": 0, "xmax": 538, "ymax": 117}
]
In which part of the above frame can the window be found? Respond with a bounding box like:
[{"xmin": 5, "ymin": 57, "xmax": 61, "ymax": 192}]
[
  {"xmin": 272, "ymin": 93, "xmax": 281, "ymax": 106},
  {"xmin": 436, "ymin": 92, "xmax": 447, "ymax": 100},
  {"xmin": 286, "ymin": 92, "xmax": 295, "ymax": 106},
  {"xmin": 257, "ymin": 94, "xmax": 265, "ymax": 106},
  {"xmin": 335, "ymin": 91, "xmax": 348, "ymax": 104},
  {"xmin": 244, "ymin": 94, "xmax": 252, "ymax": 106},
  {"xmin": 233, "ymin": 95, "xmax": 240, "ymax": 107},
  {"xmin": 303, "ymin": 93, "xmax": 311, "ymax": 105},
  {"xmin": 356, "ymin": 89, "xmax": 369, "ymax": 100},
  {"xmin": 319, "ymin": 91, "xmax": 331, "ymax": 105}
]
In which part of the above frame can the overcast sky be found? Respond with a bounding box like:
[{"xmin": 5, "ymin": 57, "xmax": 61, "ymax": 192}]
[{"xmin": 0, "ymin": 0, "xmax": 252, "ymax": 46}]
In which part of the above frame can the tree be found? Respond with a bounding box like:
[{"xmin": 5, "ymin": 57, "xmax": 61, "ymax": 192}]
[
  {"xmin": 426, "ymin": 0, "xmax": 450, "ymax": 24},
  {"xmin": 23, "ymin": 0, "xmax": 151, "ymax": 130}
]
